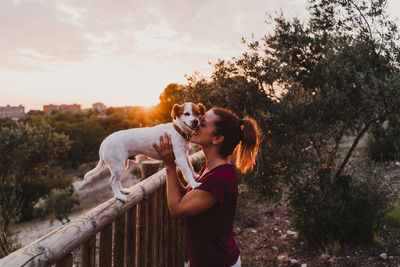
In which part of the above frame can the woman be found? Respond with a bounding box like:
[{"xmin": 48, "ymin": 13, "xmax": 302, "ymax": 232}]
[{"xmin": 153, "ymin": 107, "xmax": 259, "ymax": 267}]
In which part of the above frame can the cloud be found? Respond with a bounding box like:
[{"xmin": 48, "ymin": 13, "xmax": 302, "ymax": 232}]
[{"xmin": 0, "ymin": 0, "xmax": 309, "ymax": 72}]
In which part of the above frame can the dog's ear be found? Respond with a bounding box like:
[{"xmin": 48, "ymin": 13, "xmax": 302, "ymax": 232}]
[
  {"xmin": 171, "ymin": 104, "xmax": 183, "ymax": 119},
  {"xmin": 197, "ymin": 103, "xmax": 206, "ymax": 116}
]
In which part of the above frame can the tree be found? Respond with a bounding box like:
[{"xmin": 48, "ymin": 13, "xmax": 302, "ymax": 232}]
[
  {"xmin": 34, "ymin": 186, "xmax": 80, "ymax": 225},
  {"xmin": 155, "ymin": 83, "xmax": 187, "ymax": 123},
  {"xmin": 253, "ymin": 0, "xmax": 400, "ymax": 244},
  {"xmin": 183, "ymin": 66, "xmax": 281, "ymax": 199},
  {"xmin": 185, "ymin": 0, "xmax": 400, "ymax": 244},
  {"xmin": 0, "ymin": 123, "xmax": 70, "ymax": 255}
]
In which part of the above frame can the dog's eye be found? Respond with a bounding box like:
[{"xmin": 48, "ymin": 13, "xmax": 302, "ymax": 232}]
[{"xmin": 184, "ymin": 112, "xmax": 190, "ymax": 116}]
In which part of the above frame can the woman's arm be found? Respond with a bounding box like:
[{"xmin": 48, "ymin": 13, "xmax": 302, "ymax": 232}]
[
  {"xmin": 175, "ymin": 172, "xmax": 188, "ymax": 196},
  {"xmin": 154, "ymin": 134, "xmax": 217, "ymax": 218},
  {"xmin": 165, "ymin": 164, "xmax": 216, "ymax": 218}
]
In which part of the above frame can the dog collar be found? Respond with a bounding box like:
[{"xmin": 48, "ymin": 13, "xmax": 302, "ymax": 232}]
[{"xmin": 173, "ymin": 123, "xmax": 191, "ymax": 141}]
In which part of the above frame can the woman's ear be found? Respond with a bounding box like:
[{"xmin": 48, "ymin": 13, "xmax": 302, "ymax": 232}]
[{"xmin": 212, "ymin": 135, "xmax": 224, "ymax": 145}]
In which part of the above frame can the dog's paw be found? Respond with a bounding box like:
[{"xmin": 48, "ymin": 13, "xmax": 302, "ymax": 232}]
[
  {"xmin": 116, "ymin": 195, "xmax": 127, "ymax": 202},
  {"xmin": 191, "ymin": 181, "xmax": 202, "ymax": 189},
  {"xmin": 120, "ymin": 188, "xmax": 130, "ymax": 195}
]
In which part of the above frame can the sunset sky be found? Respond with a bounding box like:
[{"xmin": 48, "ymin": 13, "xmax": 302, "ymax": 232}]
[{"xmin": 1, "ymin": 0, "xmax": 400, "ymax": 111}]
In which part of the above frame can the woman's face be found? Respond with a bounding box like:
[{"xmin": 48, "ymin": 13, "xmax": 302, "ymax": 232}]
[{"xmin": 190, "ymin": 110, "xmax": 219, "ymax": 146}]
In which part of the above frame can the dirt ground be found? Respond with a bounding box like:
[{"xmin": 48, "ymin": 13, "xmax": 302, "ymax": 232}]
[
  {"xmin": 234, "ymin": 160, "xmax": 400, "ymax": 267},
  {"xmin": 234, "ymin": 193, "xmax": 400, "ymax": 267}
]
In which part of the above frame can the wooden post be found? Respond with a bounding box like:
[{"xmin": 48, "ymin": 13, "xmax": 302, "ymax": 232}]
[
  {"xmin": 99, "ymin": 224, "xmax": 112, "ymax": 267},
  {"xmin": 152, "ymin": 188, "xmax": 161, "ymax": 266},
  {"xmin": 141, "ymin": 160, "xmax": 161, "ymax": 180},
  {"xmin": 168, "ymin": 210, "xmax": 176, "ymax": 266},
  {"xmin": 113, "ymin": 214, "xmax": 125, "ymax": 267},
  {"xmin": 136, "ymin": 160, "xmax": 160, "ymax": 267},
  {"xmin": 81, "ymin": 237, "xmax": 96, "ymax": 267},
  {"xmin": 136, "ymin": 196, "xmax": 146, "ymax": 267},
  {"xmin": 125, "ymin": 206, "xmax": 137, "ymax": 267},
  {"xmin": 55, "ymin": 253, "xmax": 73, "ymax": 267},
  {"xmin": 146, "ymin": 193, "xmax": 154, "ymax": 266},
  {"xmin": 178, "ymin": 218, "xmax": 185, "ymax": 266},
  {"xmin": 162, "ymin": 185, "xmax": 170, "ymax": 267},
  {"xmin": 158, "ymin": 186, "xmax": 166, "ymax": 267}
]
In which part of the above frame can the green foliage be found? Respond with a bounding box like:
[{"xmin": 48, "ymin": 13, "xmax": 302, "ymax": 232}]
[
  {"xmin": 156, "ymin": 83, "xmax": 187, "ymax": 122},
  {"xmin": 0, "ymin": 118, "xmax": 15, "ymax": 128},
  {"xmin": 191, "ymin": 156, "xmax": 206, "ymax": 173},
  {"xmin": 27, "ymin": 109, "xmax": 142, "ymax": 168},
  {"xmin": 0, "ymin": 194, "xmax": 21, "ymax": 258},
  {"xmin": 171, "ymin": 0, "xmax": 400, "ymax": 245},
  {"xmin": 37, "ymin": 103, "xmax": 182, "ymax": 169},
  {"xmin": 34, "ymin": 187, "xmax": 80, "ymax": 225},
  {"xmin": 0, "ymin": 123, "xmax": 71, "ymax": 221},
  {"xmin": 385, "ymin": 205, "xmax": 400, "ymax": 228},
  {"xmin": 130, "ymin": 166, "xmax": 142, "ymax": 177},
  {"xmin": 288, "ymin": 171, "xmax": 393, "ymax": 245},
  {"xmin": 364, "ymin": 120, "xmax": 400, "ymax": 161},
  {"xmin": 0, "ymin": 122, "xmax": 71, "ymax": 255},
  {"xmin": 179, "ymin": 66, "xmax": 281, "ymax": 200}
]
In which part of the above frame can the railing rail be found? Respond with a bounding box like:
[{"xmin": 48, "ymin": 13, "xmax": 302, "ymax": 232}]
[{"xmin": 0, "ymin": 151, "xmax": 204, "ymax": 267}]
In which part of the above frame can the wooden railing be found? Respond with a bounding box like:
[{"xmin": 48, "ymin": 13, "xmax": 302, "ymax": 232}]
[{"xmin": 0, "ymin": 151, "xmax": 204, "ymax": 267}]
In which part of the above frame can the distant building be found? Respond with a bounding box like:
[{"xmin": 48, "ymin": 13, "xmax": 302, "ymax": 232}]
[
  {"xmin": 59, "ymin": 104, "xmax": 81, "ymax": 113},
  {"xmin": 43, "ymin": 104, "xmax": 58, "ymax": 115},
  {"xmin": 43, "ymin": 104, "xmax": 82, "ymax": 115},
  {"xmin": 92, "ymin": 102, "xmax": 107, "ymax": 112},
  {"xmin": 121, "ymin": 106, "xmax": 137, "ymax": 113},
  {"xmin": 0, "ymin": 105, "xmax": 25, "ymax": 120}
]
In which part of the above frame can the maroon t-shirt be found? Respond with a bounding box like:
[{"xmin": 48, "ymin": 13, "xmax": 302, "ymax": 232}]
[{"xmin": 185, "ymin": 164, "xmax": 240, "ymax": 267}]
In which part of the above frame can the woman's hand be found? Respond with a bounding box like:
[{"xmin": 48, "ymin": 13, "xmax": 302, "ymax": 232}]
[{"xmin": 153, "ymin": 133, "xmax": 176, "ymax": 168}]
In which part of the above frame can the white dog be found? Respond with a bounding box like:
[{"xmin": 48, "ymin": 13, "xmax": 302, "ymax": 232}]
[{"xmin": 84, "ymin": 102, "xmax": 206, "ymax": 202}]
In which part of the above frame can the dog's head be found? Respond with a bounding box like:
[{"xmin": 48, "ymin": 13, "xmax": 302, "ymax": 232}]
[{"xmin": 171, "ymin": 102, "xmax": 206, "ymax": 132}]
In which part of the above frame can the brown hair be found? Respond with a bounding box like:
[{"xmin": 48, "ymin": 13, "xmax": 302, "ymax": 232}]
[{"xmin": 212, "ymin": 108, "xmax": 260, "ymax": 173}]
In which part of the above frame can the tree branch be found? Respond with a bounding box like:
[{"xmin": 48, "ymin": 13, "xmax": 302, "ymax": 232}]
[
  {"xmin": 335, "ymin": 116, "xmax": 382, "ymax": 179},
  {"xmin": 329, "ymin": 120, "xmax": 348, "ymax": 167},
  {"xmin": 347, "ymin": 0, "xmax": 373, "ymax": 39}
]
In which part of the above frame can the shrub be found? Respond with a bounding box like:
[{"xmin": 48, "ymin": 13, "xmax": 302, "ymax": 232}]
[
  {"xmin": 34, "ymin": 187, "xmax": 80, "ymax": 225},
  {"xmin": 288, "ymin": 171, "xmax": 393, "ymax": 245},
  {"xmin": 385, "ymin": 205, "xmax": 400, "ymax": 228},
  {"xmin": 364, "ymin": 123, "xmax": 400, "ymax": 161}
]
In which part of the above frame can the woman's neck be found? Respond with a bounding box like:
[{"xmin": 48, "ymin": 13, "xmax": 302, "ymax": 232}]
[{"xmin": 202, "ymin": 146, "xmax": 230, "ymax": 171}]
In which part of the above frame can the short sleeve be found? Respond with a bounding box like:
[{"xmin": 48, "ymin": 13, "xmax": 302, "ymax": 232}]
[{"xmin": 196, "ymin": 175, "xmax": 225, "ymax": 205}]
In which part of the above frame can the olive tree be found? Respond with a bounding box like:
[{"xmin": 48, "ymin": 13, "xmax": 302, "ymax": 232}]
[
  {"xmin": 0, "ymin": 123, "xmax": 70, "ymax": 256},
  {"xmin": 178, "ymin": 0, "xmax": 400, "ymax": 244}
]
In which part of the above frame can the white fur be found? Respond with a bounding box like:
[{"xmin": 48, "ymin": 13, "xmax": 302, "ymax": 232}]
[{"xmin": 84, "ymin": 102, "xmax": 203, "ymax": 202}]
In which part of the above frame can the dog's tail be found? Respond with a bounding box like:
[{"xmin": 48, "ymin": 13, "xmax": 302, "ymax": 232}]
[{"xmin": 84, "ymin": 159, "xmax": 104, "ymax": 179}]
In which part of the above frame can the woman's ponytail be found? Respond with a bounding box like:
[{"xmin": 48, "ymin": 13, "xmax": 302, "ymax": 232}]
[{"xmin": 233, "ymin": 117, "xmax": 260, "ymax": 173}]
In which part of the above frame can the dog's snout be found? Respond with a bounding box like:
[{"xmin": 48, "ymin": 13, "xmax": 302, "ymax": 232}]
[{"xmin": 193, "ymin": 119, "xmax": 199, "ymax": 127}]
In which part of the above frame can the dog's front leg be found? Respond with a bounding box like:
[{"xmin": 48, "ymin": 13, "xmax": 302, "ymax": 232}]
[
  {"xmin": 186, "ymin": 157, "xmax": 199, "ymax": 180},
  {"xmin": 175, "ymin": 156, "xmax": 201, "ymax": 189}
]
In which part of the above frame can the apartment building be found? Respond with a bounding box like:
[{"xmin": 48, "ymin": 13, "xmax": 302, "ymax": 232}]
[
  {"xmin": 0, "ymin": 105, "xmax": 25, "ymax": 120},
  {"xmin": 92, "ymin": 102, "xmax": 107, "ymax": 112},
  {"xmin": 43, "ymin": 104, "xmax": 58, "ymax": 115},
  {"xmin": 43, "ymin": 104, "xmax": 82, "ymax": 115}
]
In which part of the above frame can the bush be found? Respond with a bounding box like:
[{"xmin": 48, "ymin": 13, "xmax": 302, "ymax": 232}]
[
  {"xmin": 364, "ymin": 123, "xmax": 400, "ymax": 161},
  {"xmin": 385, "ymin": 205, "xmax": 400, "ymax": 228},
  {"xmin": 34, "ymin": 187, "xmax": 80, "ymax": 225},
  {"xmin": 288, "ymin": 171, "xmax": 393, "ymax": 245}
]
